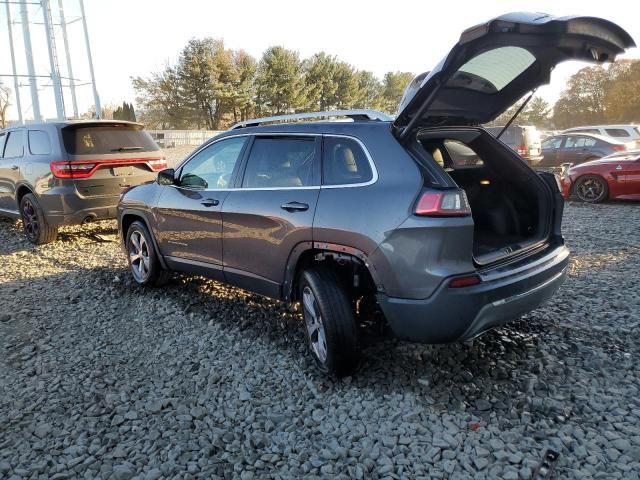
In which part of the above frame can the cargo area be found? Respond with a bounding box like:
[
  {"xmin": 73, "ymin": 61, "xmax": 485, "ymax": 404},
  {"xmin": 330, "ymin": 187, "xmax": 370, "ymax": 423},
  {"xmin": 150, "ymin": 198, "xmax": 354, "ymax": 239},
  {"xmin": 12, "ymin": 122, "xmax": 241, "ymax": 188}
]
[{"xmin": 418, "ymin": 128, "xmax": 551, "ymax": 265}]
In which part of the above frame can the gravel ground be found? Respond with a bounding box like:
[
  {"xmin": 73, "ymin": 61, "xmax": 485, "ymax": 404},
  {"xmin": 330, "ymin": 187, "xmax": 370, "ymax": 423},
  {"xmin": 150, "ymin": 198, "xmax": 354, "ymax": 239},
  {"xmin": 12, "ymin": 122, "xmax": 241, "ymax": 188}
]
[{"xmin": 1, "ymin": 200, "xmax": 639, "ymax": 480}]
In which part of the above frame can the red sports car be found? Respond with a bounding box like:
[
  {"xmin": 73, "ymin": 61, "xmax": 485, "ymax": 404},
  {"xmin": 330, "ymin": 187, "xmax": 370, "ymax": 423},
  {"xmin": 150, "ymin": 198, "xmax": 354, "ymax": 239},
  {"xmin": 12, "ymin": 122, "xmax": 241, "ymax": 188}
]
[{"xmin": 561, "ymin": 150, "xmax": 640, "ymax": 202}]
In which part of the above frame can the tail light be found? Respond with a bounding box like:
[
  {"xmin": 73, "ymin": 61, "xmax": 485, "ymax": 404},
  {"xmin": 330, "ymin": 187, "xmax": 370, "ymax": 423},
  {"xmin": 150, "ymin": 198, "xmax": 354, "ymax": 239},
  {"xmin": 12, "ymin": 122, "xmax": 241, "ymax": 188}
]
[
  {"xmin": 516, "ymin": 144, "xmax": 527, "ymax": 156},
  {"xmin": 612, "ymin": 144, "xmax": 626, "ymax": 152},
  {"xmin": 148, "ymin": 158, "xmax": 168, "ymax": 171},
  {"xmin": 415, "ymin": 189, "xmax": 471, "ymax": 217},
  {"xmin": 50, "ymin": 157, "xmax": 167, "ymax": 179},
  {"xmin": 50, "ymin": 161, "xmax": 96, "ymax": 179}
]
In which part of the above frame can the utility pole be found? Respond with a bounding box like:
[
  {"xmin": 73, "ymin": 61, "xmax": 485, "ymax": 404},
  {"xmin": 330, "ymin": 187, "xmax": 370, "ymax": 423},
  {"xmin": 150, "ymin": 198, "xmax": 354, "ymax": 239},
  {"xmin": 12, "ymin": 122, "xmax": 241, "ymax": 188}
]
[
  {"xmin": 5, "ymin": 1, "xmax": 23, "ymax": 124},
  {"xmin": 41, "ymin": 0, "xmax": 65, "ymax": 119},
  {"xmin": 20, "ymin": 0, "xmax": 41, "ymax": 121},
  {"xmin": 79, "ymin": 0, "xmax": 101, "ymax": 118},
  {"xmin": 57, "ymin": 0, "xmax": 77, "ymax": 118}
]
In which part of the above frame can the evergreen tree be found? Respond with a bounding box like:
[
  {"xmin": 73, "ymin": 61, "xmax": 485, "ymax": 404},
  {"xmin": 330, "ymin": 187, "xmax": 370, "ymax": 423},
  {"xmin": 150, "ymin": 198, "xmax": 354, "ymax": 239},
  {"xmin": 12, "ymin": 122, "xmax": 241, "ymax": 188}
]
[{"xmin": 256, "ymin": 46, "xmax": 306, "ymax": 116}]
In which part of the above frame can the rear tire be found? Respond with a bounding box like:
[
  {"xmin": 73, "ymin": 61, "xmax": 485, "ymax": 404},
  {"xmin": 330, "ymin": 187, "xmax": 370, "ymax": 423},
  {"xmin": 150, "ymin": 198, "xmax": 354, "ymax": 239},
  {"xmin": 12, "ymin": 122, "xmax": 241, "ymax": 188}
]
[
  {"xmin": 299, "ymin": 266, "xmax": 359, "ymax": 377},
  {"xmin": 20, "ymin": 193, "xmax": 58, "ymax": 245},
  {"xmin": 573, "ymin": 174, "xmax": 608, "ymax": 203},
  {"xmin": 125, "ymin": 220, "xmax": 170, "ymax": 286}
]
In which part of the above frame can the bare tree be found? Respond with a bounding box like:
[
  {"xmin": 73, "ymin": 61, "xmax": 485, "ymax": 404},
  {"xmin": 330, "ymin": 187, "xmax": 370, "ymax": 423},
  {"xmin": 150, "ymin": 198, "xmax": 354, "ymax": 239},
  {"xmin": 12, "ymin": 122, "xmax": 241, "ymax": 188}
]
[{"xmin": 0, "ymin": 84, "xmax": 10, "ymax": 128}]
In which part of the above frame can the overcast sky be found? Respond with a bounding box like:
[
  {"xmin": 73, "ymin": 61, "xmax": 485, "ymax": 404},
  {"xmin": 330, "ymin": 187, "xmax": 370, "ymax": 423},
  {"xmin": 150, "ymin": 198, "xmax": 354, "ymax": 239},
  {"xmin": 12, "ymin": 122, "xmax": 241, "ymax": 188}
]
[{"xmin": 1, "ymin": 0, "xmax": 639, "ymax": 122}]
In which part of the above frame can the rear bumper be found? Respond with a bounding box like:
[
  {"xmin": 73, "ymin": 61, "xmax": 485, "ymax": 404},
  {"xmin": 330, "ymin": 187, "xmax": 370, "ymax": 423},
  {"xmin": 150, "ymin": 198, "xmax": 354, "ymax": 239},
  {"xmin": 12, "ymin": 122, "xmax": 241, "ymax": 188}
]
[
  {"xmin": 40, "ymin": 188, "xmax": 120, "ymax": 227},
  {"xmin": 377, "ymin": 244, "xmax": 569, "ymax": 343}
]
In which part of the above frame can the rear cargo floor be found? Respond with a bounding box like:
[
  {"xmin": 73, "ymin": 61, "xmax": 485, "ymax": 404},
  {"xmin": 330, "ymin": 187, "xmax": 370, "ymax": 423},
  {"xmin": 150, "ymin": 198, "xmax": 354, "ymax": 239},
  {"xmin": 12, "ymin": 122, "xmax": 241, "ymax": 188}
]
[{"xmin": 473, "ymin": 231, "xmax": 529, "ymax": 256}]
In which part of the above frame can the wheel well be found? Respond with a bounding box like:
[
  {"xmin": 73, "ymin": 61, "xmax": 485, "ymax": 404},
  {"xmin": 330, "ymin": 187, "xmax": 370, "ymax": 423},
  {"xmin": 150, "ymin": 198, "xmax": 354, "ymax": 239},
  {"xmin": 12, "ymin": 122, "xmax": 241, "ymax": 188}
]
[
  {"xmin": 289, "ymin": 249, "xmax": 377, "ymax": 304},
  {"xmin": 15, "ymin": 186, "xmax": 33, "ymax": 206},
  {"xmin": 120, "ymin": 213, "xmax": 144, "ymax": 244}
]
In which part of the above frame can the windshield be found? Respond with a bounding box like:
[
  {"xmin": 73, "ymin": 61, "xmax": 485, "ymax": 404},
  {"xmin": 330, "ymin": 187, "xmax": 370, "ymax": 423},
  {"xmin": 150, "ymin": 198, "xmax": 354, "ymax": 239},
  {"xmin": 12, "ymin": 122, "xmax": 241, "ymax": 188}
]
[{"xmin": 62, "ymin": 125, "xmax": 159, "ymax": 155}]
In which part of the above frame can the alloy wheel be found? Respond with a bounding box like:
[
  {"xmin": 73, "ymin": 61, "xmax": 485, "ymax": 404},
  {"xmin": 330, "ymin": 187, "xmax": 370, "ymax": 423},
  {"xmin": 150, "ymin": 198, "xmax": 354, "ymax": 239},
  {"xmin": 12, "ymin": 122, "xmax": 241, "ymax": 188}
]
[
  {"xmin": 576, "ymin": 177, "xmax": 605, "ymax": 202},
  {"xmin": 21, "ymin": 199, "xmax": 39, "ymax": 241},
  {"xmin": 302, "ymin": 286, "xmax": 328, "ymax": 363},
  {"xmin": 128, "ymin": 230, "xmax": 151, "ymax": 283}
]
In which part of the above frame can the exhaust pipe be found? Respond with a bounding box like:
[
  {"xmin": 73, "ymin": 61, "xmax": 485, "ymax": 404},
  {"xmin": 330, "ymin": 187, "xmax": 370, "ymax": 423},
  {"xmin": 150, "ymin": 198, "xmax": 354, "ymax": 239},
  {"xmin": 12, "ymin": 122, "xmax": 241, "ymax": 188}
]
[{"xmin": 82, "ymin": 214, "xmax": 97, "ymax": 224}]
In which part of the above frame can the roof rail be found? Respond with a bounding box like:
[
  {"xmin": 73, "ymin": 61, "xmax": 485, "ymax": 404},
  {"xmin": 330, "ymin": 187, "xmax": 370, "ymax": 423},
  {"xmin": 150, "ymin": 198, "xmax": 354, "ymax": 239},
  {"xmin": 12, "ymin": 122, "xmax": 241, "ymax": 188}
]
[{"xmin": 230, "ymin": 109, "xmax": 392, "ymax": 130}]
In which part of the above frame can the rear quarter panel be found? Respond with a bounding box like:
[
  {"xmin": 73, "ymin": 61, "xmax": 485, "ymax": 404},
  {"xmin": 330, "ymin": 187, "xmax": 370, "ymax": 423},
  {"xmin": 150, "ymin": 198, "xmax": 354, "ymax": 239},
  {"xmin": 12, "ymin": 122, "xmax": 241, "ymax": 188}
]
[
  {"xmin": 313, "ymin": 128, "xmax": 420, "ymax": 253},
  {"xmin": 569, "ymin": 162, "xmax": 625, "ymax": 198}
]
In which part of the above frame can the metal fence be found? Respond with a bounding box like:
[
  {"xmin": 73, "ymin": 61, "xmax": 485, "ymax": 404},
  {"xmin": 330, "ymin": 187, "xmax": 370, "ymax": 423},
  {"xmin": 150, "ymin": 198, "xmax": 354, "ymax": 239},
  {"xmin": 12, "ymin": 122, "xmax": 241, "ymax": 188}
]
[{"xmin": 147, "ymin": 130, "xmax": 222, "ymax": 147}]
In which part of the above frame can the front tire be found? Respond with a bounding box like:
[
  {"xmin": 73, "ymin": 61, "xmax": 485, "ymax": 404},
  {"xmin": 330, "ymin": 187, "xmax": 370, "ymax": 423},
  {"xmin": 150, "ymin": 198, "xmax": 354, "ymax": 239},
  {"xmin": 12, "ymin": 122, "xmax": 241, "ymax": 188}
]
[
  {"xmin": 126, "ymin": 220, "xmax": 170, "ymax": 286},
  {"xmin": 20, "ymin": 193, "xmax": 58, "ymax": 245},
  {"xmin": 573, "ymin": 175, "xmax": 608, "ymax": 203},
  {"xmin": 299, "ymin": 266, "xmax": 359, "ymax": 377}
]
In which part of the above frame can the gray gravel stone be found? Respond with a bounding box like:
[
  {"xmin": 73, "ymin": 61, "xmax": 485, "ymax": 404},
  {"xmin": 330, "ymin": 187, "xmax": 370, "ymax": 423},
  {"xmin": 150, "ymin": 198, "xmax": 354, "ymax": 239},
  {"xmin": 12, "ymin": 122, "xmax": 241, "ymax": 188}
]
[{"xmin": 0, "ymin": 198, "xmax": 639, "ymax": 480}]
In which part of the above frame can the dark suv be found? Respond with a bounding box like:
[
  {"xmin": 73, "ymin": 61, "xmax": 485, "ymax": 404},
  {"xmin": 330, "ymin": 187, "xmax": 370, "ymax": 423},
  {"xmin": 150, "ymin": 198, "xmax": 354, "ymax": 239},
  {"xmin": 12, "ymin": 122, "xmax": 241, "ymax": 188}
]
[
  {"xmin": 117, "ymin": 13, "xmax": 633, "ymax": 376},
  {"xmin": 0, "ymin": 120, "xmax": 165, "ymax": 244}
]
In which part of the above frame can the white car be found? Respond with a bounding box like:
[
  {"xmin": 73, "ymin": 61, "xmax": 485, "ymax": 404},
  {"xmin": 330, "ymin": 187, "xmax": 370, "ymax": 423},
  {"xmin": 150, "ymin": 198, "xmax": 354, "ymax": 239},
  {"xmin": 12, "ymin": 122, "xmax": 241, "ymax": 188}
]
[{"xmin": 562, "ymin": 125, "xmax": 640, "ymax": 146}]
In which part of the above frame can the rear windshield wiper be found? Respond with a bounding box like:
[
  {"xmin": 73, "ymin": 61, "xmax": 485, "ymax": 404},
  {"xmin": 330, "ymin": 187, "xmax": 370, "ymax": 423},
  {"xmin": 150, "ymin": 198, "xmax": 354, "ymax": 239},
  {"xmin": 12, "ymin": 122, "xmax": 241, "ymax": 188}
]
[{"xmin": 111, "ymin": 146, "xmax": 143, "ymax": 152}]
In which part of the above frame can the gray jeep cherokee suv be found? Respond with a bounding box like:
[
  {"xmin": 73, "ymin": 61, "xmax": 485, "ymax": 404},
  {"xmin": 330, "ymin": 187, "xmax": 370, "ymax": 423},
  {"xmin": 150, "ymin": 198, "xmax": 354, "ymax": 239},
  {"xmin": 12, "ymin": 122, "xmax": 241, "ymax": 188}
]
[
  {"xmin": 0, "ymin": 120, "xmax": 165, "ymax": 244},
  {"xmin": 117, "ymin": 13, "xmax": 633, "ymax": 376}
]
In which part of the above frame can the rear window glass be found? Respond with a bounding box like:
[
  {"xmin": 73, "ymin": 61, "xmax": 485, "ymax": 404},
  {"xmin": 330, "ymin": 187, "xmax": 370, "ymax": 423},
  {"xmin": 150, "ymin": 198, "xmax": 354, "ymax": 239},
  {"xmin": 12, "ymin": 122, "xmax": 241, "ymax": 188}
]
[
  {"xmin": 3, "ymin": 130, "xmax": 24, "ymax": 158},
  {"xmin": 449, "ymin": 47, "xmax": 536, "ymax": 93},
  {"xmin": 486, "ymin": 126, "xmax": 523, "ymax": 147},
  {"xmin": 605, "ymin": 128, "xmax": 630, "ymax": 137},
  {"xmin": 0, "ymin": 133, "xmax": 6, "ymax": 157},
  {"xmin": 62, "ymin": 125, "xmax": 159, "ymax": 155},
  {"xmin": 28, "ymin": 130, "xmax": 51, "ymax": 155},
  {"xmin": 323, "ymin": 137, "xmax": 373, "ymax": 186},
  {"xmin": 242, "ymin": 137, "xmax": 317, "ymax": 188}
]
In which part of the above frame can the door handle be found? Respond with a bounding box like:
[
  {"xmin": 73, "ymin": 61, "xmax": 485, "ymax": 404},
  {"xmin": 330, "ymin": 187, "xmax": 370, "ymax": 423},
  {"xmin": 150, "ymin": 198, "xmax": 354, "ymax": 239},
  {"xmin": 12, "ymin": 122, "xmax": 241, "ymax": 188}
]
[
  {"xmin": 281, "ymin": 201, "xmax": 309, "ymax": 212},
  {"xmin": 201, "ymin": 198, "xmax": 219, "ymax": 207},
  {"xmin": 10, "ymin": 165, "xmax": 19, "ymax": 170}
]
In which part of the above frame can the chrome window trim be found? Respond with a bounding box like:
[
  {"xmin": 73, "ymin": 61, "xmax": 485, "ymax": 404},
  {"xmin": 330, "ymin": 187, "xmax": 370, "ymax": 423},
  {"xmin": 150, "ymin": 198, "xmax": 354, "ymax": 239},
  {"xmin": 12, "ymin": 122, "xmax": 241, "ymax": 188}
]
[
  {"xmin": 170, "ymin": 132, "xmax": 378, "ymax": 193},
  {"xmin": 321, "ymin": 134, "xmax": 378, "ymax": 189}
]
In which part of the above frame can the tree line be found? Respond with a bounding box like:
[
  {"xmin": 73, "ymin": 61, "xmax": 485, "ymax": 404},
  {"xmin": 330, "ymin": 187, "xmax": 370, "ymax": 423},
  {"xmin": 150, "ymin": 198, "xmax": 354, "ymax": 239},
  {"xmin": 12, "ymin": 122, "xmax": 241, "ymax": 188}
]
[
  {"xmin": 490, "ymin": 59, "xmax": 640, "ymax": 130},
  {"xmin": 131, "ymin": 38, "xmax": 414, "ymax": 130}
]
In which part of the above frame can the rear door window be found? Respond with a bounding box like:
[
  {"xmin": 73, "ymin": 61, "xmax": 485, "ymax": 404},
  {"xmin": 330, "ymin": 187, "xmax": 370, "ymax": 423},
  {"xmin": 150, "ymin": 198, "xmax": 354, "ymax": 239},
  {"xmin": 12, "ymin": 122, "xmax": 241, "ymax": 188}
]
[
  {"xmin": 178, "ymin": 136, "xmax": 247, "ymax": 189},
  {"xmin": 62, "ymin": 125, "xmax": 159, "ymax": 155},
  {"xmin": 542, "ymin": 137, "xmax": 562, "ymax": 149},
  {"xmin": 605, "ymin": 128, "xmax": 630, "ymax": 138},
  {"xmin": 3, "ymin": 130, "xmax": 24, "ymax": 158},
  {"xmin": 322, "ymin": 137, "xmax": 373, "ymax": 186},
  {"xmin": 564, "ymin": 136, "xmax": 580, "ymax": 148},
  {"xmin": 28, "ymin": 130, "xmax": 52, "ymax": 155},
  {"xmin": 241, "ymin": 137, "xmax": 317, "ymax": 188}
]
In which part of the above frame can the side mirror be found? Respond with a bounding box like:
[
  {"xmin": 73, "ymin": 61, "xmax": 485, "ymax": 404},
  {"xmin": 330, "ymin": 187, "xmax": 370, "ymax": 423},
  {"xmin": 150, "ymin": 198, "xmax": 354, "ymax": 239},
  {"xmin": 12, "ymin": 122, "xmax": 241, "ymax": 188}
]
[{"xmin": 157, "ymin": 168, "xmax": 176, "ymax": 186}]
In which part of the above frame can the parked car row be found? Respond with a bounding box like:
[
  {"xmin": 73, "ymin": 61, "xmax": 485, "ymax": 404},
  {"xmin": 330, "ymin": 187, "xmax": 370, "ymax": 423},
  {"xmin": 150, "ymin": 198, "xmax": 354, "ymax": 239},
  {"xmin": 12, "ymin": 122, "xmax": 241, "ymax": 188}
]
[
  {"xmin": 0, "ymin": 12, "xmax": 635, "ymax": 376},
  {"xmin": 541, "ymin": 132, "xmax": 635, "ymax": 167},
  {"xmin": 487, "ymin": 125, "xmax": 639, "ymax": 168},
  {"xmin": 561, "ymin": 150, "xmax": 640, "ymax": 203}
]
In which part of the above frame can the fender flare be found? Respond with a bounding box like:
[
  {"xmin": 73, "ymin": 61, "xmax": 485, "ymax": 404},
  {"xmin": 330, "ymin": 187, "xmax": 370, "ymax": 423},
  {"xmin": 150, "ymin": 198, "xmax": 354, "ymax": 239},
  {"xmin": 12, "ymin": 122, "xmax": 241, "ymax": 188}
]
[{"xmin": 119, "ymin": 208, "xmax": 168, "ymax": 270}]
